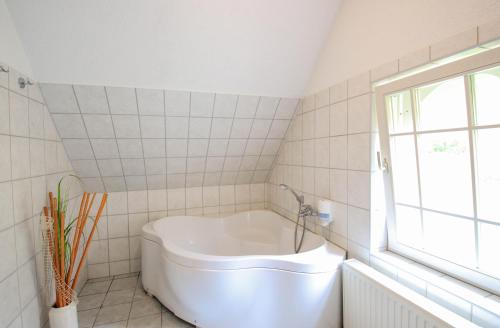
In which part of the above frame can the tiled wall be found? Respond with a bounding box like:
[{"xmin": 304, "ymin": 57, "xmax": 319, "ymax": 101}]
[
  {"xmin": 0, "ymin": 63, "xmax": 86, "ymax": 328},
  {"xmin": 267, "ymin": 17, "xmax": 500, "ymax": 328},
  {"xmin": 86, "ymin": 183, "xmax": 266, "ymax": 278},
  {"xmin": 40, "ymin": 83, "xmax": 298, "ymax": 193},
  {"xmin": 266, "ymin": 72, "xmax": 378, "ymax": 261}
]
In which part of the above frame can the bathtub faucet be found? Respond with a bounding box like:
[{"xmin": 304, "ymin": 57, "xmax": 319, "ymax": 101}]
[
  {"xmin": 279, "ymin": 184, "xmax": 317, "ymax": 253},
  {"xmin": 279, "ymin": 184, "xmax": 317, "ymax": 217}
]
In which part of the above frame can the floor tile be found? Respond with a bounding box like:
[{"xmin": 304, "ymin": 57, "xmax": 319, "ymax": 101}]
[
  {"xmin": 103, "ymin": 289, "xmax": 135, "ymax": 306},
  {"xmin": 133, "ymin": 285, "xmax": 148, "ymax": 301},
  {"xmin": 128, "ymin": 314, "xmax": 161, "ymax": 328},
  {"xmin": 93, "ymin": 321, "xmax": 127, "ymax": 328},
  {"xmin": 78, "ymin": 293, "xmax": 106, "ymax": 311},
  {"xmin": 161, "ymin": 311, "xmax": 195, "ymax": 328},
  {"xmin": 129, "ymin": 298, "xmax": 161, "ymax": 319},
  {"xmin": 114, "ymin": 272, "xmax": 139, "ymax": 279},
  {"xmin": 77, "ymin": 308, "xmax": 99, "ymax": 328},
  {"xmin": 109, "ymin": 277, "xmax": 138, "ymax": 291},
  {"xmin": 80, "ymin": 280, "xmax": 112, "ymax": 296},
  {"xmin": 87, "ymin": 276, "xmax": 113, "ymax": 284},
  {"xmin": 95, "ymin": 303, "xmax": 132, "ymax": 325}
]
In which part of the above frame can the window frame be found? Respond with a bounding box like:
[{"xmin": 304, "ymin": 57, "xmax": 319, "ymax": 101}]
[{"xmin": 376, "ymin": 47, "xmax": 500, "ymax": 294}]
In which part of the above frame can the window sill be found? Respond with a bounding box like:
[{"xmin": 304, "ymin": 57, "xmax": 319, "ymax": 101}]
[{"xmin": 370, "ymin": 251, "xmax": 500, "ymax": 327}]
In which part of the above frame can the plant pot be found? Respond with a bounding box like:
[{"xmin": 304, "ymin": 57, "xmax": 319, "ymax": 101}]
[{"xmin": 48, "ymin": 301, "xmax": 78, "ymax": 328}]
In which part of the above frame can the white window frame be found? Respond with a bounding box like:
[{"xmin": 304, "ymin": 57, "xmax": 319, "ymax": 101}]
[{"xmin": 376, "ymin": 47, "xmax": 500, "ymax": 295}]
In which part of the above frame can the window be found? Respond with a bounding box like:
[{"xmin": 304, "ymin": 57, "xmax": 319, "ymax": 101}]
[{"xmin": 376, "ymin": 47, "xmax": 500, "ymax": 293}]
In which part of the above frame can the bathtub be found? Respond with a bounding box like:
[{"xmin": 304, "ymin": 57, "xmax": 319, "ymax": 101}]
[{"xmin": 141, "ymin": 210, "xmax": 345, "ymax": 328}]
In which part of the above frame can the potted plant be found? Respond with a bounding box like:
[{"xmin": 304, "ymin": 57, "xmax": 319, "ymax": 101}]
[{"xmin": 40, "ymin": 176, "xmax": 107, "ymax": 328}]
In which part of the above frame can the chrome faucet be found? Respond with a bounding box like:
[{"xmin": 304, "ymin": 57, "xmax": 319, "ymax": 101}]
[{"xmin": 279, "ymin": 184, "xmax": 316, "ymax": 217}]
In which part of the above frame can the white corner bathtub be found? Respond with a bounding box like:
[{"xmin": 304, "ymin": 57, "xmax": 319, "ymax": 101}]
[{"xmin": 141, "ymin": 210, "xmax": 345, "ymax": 328}]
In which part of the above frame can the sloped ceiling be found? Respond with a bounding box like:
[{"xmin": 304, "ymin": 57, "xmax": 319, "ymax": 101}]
[
  {"xmin": 7, "ymin": 0, "xmax": 342, "ymax": 97},
  {"xmin": 41, "ymin": 83, "xmax": 298, "ymax": 192}
]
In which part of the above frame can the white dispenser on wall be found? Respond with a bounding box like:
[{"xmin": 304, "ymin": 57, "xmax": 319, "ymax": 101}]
[{"xmin": 317, "ymin": 199, "xmax": 334, "ymax": 226}]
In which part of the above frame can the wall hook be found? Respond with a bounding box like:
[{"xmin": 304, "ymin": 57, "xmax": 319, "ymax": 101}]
[
  {"xmin": 18, "ymin": 77, "xmax": 33, "ymax": 89},
  {"xmin": 0, "ymin": 65, "xmax": 8, "ymax": 73}
]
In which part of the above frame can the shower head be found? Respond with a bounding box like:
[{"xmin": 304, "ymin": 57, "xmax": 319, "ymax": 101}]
[{"xmin": 279, "ymin": 184, "xmax": 304, "ymax": 205}]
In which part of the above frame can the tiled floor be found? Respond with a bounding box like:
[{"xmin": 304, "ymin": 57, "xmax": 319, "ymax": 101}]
[{"xmin": 77, "ymin": 272, "xmax": 195, "ymax": 328}]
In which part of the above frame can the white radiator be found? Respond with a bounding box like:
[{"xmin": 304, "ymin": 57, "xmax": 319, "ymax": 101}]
[{"xmin": 342, "ymin": 259, "xmax": 479, "ymax": 328}]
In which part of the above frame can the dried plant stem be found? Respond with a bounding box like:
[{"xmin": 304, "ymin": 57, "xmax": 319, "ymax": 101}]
[
  {"xmin": 71, "ymin": 193, "xmax": 107, "ymax": 290},
  {"xmin": 66, "ymin": 192, "xmax": 87, "ymax": 285}
]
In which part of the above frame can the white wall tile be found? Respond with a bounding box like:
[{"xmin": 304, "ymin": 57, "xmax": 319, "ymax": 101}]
[
  {"xmin": 235, "ymin": 96, "xmax": 259, "ymax": 118},
  {"xmin": 137, "ymin": 89, "xmax": 164, "ymax": 116},
  {"xmin": 92, "ymin": 139, "xmax": 120, "ymax": 159},
  {"xmin": 165, "ymin": 116, "xmax": 189, "ymax": 138},
  {"xmin": 107, "ymin": 192, "xmax": 128, "ymax": 215},
  {"xmin": 255, "ymin": 97, "xmax": 279, "ymax": 119},
  {"xmin": 28, "ymin": 100, "xmax": 44, "ymax": 139},
  {"xmin": 129, "ymin": 213, "xmax": 148, "ymax": 236},
  {"xmin": 186, "ymin": 187, "xmax": 203, "ymax": 208},
  {"xmin": 230, "ymin": 119, "xmax": 253, "ymax": 138},
  {"xmin": 106, "ymin": 87, "xmax": 138, "ymax": 114},
  {"xmin": 211, "ymin": 118, "xmax": 233, "ymax": 138},
  {"xmin": 109, "ymin": 238, "xmax": 130, "ymax": 262},
  {"xmin": 189, "ymin": 117, "xmax": 211, "ymax": 138},
  {"xmin": 249, "ymin": 119, "xmax": 272, "ymax": 138},
  {"xmin": 348, "ymin": 133, "xmax": 371, "ymax": 171},
  {"xmin": 112, "ymin": 115, "xmax": 141, "ymax": 138},
  {"xmin": 347, "ymin": 170, "xmax": 370, "ymax": 209},
  {"xmin": 275, "ymin": 98, "xmax": 299, "ymax": 119},
  {"xmin": 268, "ymin": 120, "xmax": 290, "ymax": 139},
  {"xmin": 330, "ymin": 81, "xmax": 347, "ymax": 103},
  {"xmin": 331, "ymin": 102, "xmax": 347, "ymax": 136},
  {"xmin": 348, "ymin": 94, "xmax": 371, "ymax": 134},
  {"xmin": 167, "ymin": 188, "xmax": 185, "ymax": 210},
  {"xmin": 74, "ymin": 85, "xmax": 109, "ymax": 114},
  {"xmin": 348, "ymin": 72, "xmax": 370, "ymax": 98},
  {"xmin": 165, "ymin": 90, "xmax": 189, "ymax": 116},
  {"xmin": 117, "ymin": 139, "xmax": 143, "ymax": 158},
  {"xmin": 40, "ymin": 84, "xmax": 79, "ymax": 113},
  {"xmin": 190, "ymin": 92, "xmax": 214, "ymax": 117},
  {"xmin": 0, "ymin": 87, "xmax": 9, "ymax": 134},
  {"xmin": 127, "ymin": 190, "xmax": 147, "ymax": 213},
  {"xmin": 399, "ymin": 47, "xmax": 431, "ymax": 72},
  {"xmin": 83, "ymin": 114, "xmax": 115, "ymax": 138},
  {"xmin": 9, "ymin": 92, "xmax": 29, "ymax": 137},
  {"xmin": 203, "ymin": 186, "xmax": 219, "ymax": 206},
  {"xmin": 11, "ymin": 137, "xmax": 30, "ymax": 179},
  {"xmin": 108, "ymin": 214, "xmax": 129, "ymax": 238},
  {"xmin": 213, "ymin": 94, "xmax": 237, "ymax": 118},
  {"xmin": 12, "ymin": 179, "xmax": 32, "ymax": 223},
  {"xmin": 63, "ymin": 139, "xmax": 94, "ymax": 160},
  {"xmin": 0, "ymin": 228, "xmax": 17, "ymax": 281},
  {"xmin": 52, "ymin": 114, "xmax": 88, "ymax": 138},
  {"xmin": 142, "ymin": 139, "xmax": 166, "ymax": 158},
  {"xmin": 0, "ymin": 273, "xmax": 21, "ymax": 326},
  {"xmin": 140, "ymin": 116, "xmax": 165, "ymax": 138}
]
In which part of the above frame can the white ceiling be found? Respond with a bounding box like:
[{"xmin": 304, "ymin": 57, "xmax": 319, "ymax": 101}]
[{"xmin": 6, "ymin": 0, "xmax": 342, "ymax": 98}]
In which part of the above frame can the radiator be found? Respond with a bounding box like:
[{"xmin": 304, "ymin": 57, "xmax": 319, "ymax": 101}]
[{"xmin": 342, "ymin": 259, "xmax": 479, "ymax": 328}]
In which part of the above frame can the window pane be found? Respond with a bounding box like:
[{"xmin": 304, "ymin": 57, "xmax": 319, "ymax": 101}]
[
  {"xmin": 472, "ymin": 66, "xmax": 500, "ymax": 126},
  {"xmin": 476, "ymin": 128, "xmax": 500, "ymax": 222},
  {"xmin": 418, "ymin": 131, "xmax": 473, "ymax": 216},
  {"xmin": 479, "ymin": 223, "xmax": 500, "ymax": 276},
  {"xmin": 386, "ymin": 91, "xmax": 413, "ymax": 134},
  {"xmin": 423, "ymin": 211, "xmax": 475, "ymax": 267},
  {"xmin": 395, "ymin": 205, "xmax": 422, "ymax": 248},
  {"xmin": 390, "ymin": 135, "xmax": 420, "ymax": 206},
  {"xmin": 415, "ymin": 77, "xmax": 468, "ymax": 131}
]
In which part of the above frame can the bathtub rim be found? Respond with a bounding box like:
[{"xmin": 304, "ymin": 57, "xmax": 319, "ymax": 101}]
[{"xmin": 142, "ymin": 210, "xmax": 346, "ymax": 273}]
